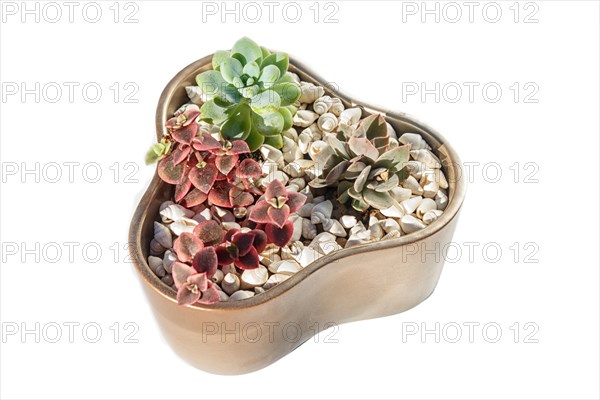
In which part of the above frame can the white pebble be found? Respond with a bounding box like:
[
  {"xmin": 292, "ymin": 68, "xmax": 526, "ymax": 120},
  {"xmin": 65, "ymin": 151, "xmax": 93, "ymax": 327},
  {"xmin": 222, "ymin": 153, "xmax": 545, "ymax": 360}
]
[
  {"xmin": 410, "ymin": 149, "xmax": 441, "ymax": 169},
  {"xmin": 399, "ymin": 133, "xmax": 431, "ymax": 150},
  {"xmin": 311, "ymin": 200, "xmax": 333, "ymax": 224},
  {"xmin": 153, "ymin": 222, "xmax": 172, "ymax": 249},
  {"xmin": 381, "ymin": 218, "xmax": 400, "ymax": 233},
  {"xmin": 299, "ymin": 82, "xmax": 324, "ymax": 104},
  {"xmin": 369, "ymin": 222, "xmax": 384, "ymax": 240},
  {"xmin": 302, "ymin": 218, "xmax": 317, "ymax": 239},
  {"xmin": 297, "ymin": 203, "xmax": 314, "ymax": 218},
  {"xmin": 160, "ymin": 203, "xmax": 194, "ymax": 223},
  {"xmin": 435, "ymin": 190, "xmax": 449, "ymax": 210},
  {"xmin": 260, "ymin": 145, "xmax": 284, "ymax": 168},
  {"xmin": 163, "ymin": 250, "xmax": 177, "ymax": 273},
  {"xmin": 423, "ymin": 209, "xmax": 444, "ymax": 225},
  {"xmin": 323, "ymin": 219, "xmax": 346, "ymax": 237},
  {"xmin": 240, "ymin": 266, "xmax": 269, "ymax": 289},
  {"xmin": 148, "ymin": 256, "xmax": 163, "ymax": 275},
  {"xmin": 169, "ymin": 217, "xmax": 198, "ymax": 235},
  {"xmin": 268, "ymin": 260, "xmax": 302, "ymax": 275},
  {"xmin": 382, "ymin": 230, "xmax": 401, "ymax": 240},
  {"xmin": 402, "ymin": 175, "xmax": 424, "ymax": 195},
  {"xmin": 290, "ymin": 215, "xmax": 303, "ymax": 242},
  {"xmin": 380, "ymin": 203, "xmax": 406, "ymax": 218},
  {"xmin": 400, "ymin": 196, "xmax": 423, "ymax": 215},
  {"xmin": 211, "ymin": 269, "xmax": 224, "ymax": 284},
  {"xmin": 317, "ymin": 112, "xmax": 338, "ymax": 132},
  {"xmin": 293, "ymin": 110, "xmax": 320, "ymax": 128},
  {"xmin": 400, "ymin": 215, "xmax": 427, "ymax": 234},
  {"xmin": 222, "ymin": 273, "xmax": 241, "ymax": 295},
  {"xmin": 294, "ymin": 247, "xmax": 324, "ymax": 268},
  {"xmin": 229, "ymin": 290, "xmax": 255, "ymax": 301},
  {"xmin": 416, "ymin": 198, "xmax": 437, "ymax": 219},
  {"xmin": 263, "ymin": 274, "xmax": 290, "ymax": 290},
  {"xmin": 340, "ymin": 215, "xmax": 358, "ymax": 229},
  {"xmin": 406, "ymin": 161, "xmax": 426, "ymax": 180},
  {"xmin": 150, "ymin": 238, "xmax": 166, "ymax": 256}
]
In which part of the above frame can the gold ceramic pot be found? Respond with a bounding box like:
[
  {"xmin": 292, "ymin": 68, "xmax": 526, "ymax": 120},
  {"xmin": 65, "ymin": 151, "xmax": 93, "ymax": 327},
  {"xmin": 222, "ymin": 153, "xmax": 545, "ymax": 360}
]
[{"xmin": 129, "ymin": 54, "xmax": 466, "ymax": 375}]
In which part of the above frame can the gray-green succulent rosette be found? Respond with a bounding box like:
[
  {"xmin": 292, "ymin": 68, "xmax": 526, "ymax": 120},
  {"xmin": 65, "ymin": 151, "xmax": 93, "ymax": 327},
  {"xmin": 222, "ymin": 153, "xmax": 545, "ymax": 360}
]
[{"xmin": 195, "ymin": 37, "xmax": 301, "ymax": 151}]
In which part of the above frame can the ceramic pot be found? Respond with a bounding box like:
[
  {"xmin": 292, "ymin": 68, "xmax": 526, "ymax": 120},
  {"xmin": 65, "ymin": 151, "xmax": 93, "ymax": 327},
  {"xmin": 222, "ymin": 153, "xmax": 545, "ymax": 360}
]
[{"xmin": 129, "ymin": 54, "xmax": 466, "ymax": 375}]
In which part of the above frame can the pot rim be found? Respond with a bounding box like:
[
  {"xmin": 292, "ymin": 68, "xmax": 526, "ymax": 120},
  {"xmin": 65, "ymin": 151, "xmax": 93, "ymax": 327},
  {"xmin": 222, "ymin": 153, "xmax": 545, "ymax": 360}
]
[{"xmin": 129, "ymin": 53, "xmax": 466, "ymax": 311}]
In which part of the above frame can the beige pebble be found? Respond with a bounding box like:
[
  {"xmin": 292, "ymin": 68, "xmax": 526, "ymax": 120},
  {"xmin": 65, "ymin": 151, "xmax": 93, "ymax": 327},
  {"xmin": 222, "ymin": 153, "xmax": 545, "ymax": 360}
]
[
  {"xmin": 229, "ymin": 290, "xmax": 255, "ymax": 301},
  {"xmin": 402, "ymin": 175, "xmax": 424, "ymax": 195},
  {"xmin": 240, "ymin": 266, "xmax": 269, "ymax": 289},
  {"xmin": 263, "ymin": 274, "xmax": 290, "ymax": 290},
  {"xmin": 293, "ymin": 110, "xmax": 320, "ymax": 128},
  {"xmin": 381, "ymin": 218, "xmax": 400, "ymax": 233},
  {"xmin": 399, "ymin": 133, "xmax": 431, "ymax": 150},
  {"xmin": 149, "ymin": 238, "xmax": 166, "ymax": 256},
  {"xmin": 323, "ymin": 219, "xmax": 346, "ymax": 237},
  {"xmin": 210, "ymin": 269, "xmax": 224, "ymax": 285},
  {"xmin": 268, "ymin": 260, "xmax": 302, "ymax": 275},
  {"xmin": 416, "ymin": 198, "xmax": 437, "ymax": 219},
  {"xmin": 400, "ymin": 196, "xmax": 423, "ymax": 215},
  {"xmin": 435, "ymin": 190, "xmax": 449, "ymax": 210},
  {"xmin": 423, "ymin": 209, "xmax": 444, "ymax": 225},
  {"xmin": 153, "ymin": 222, "xmax": 172, "ymax": 249},
  {"xmin": 311, "ymin": 200, "xmax": 333, "ymax": 224},
  {"xmin": 299, "ymin": 82, "xmax": 325, "ymax": 104},
  {"xmin": 340, "ymin": 215, "xmax": 358, "ymax": 229},
  {"xmin": 221, "ymin": 273, "xmax": 240, "ymax": 295},
  {"xmin": 400, "ymin": 215, "xmax": 427, "ymax": 234}
]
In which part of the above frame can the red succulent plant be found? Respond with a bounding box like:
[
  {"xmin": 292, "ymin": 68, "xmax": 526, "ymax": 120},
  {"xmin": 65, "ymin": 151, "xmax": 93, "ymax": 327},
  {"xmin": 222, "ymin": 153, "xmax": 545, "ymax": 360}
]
[
  {"xmin": 215, "ymin": 229, "xmax": 268, "ymax": 270},
  {"xmin": 158, "ymin": 128, "xmax": 262, "ymax": 209},
  {"xmin": 172, "ymin": 246, "xmax": 220, "ymax": 306},
  {"xmin": 248, "ymin": 180, "xmax": 307, "ymax": 247},
  {"xmin": 192, "ymin": 133, "xmax": 252, "ymax": 175},
  {"xmin": 165, "ymin": 108, "xmax": 200, "ymax": 145}
]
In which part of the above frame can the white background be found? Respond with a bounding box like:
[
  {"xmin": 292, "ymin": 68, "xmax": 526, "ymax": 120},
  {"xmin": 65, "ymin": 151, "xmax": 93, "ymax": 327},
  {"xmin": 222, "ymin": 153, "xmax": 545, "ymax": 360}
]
[{"xmin": 1, "ymin": 1, "xmax": 599, "ymax": 399}]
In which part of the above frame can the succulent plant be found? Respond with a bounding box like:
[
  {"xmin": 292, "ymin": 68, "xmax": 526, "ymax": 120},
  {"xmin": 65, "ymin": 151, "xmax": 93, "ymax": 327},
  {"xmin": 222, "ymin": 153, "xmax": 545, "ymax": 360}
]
[
  {"xmin": 215, "ymin": 228, "xmax": 268, "ymax": 270},
  {"xmin": 311, "ymin": 114, "xmax": 411, "ymax": 212},
  {"xmin": 196, "ymin": 37, "xmax": 301, "ymax": 150},
  {"xmin": 248, "ymin": 179, "xmax": 306, "ymax": 246},
  {"xmin": 155, "ymin": 115, "xmax": 262, "ymax": 208},
  {"xmin": 172, "ymin": 248, "xmax": 221, "ymax": 306}
]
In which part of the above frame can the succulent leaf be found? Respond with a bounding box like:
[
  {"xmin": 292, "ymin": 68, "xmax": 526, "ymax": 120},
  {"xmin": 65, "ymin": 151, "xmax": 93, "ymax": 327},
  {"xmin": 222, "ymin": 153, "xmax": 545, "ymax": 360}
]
[
  {"xmin": 362, "ymin": 189, "xmax": 394, "ymax": 209},
  {"xmin": 354, "ymin": 165, "xmax": 372, "ymax": 192},
  {"xmin": 195, "ymin": 70, "xmax": 228, "ymax": 102},
  {"xmin": 261, "ymin": 52, "xmax": 289, "ymax": 77},
  {"xmin": 174, "ymin": 232, "xmax": 204, "ymax": 263},
  {"xmin": 231, "ymin": 37, "xmax": 263, "ymax": 65},
  {"xmin": 259, "ymin": 65, "xmax": 281, "ymax": 88},
  {"xmin": 245, "ymin": 127, "xmax": 266, "ymax": 151},
  {"xmin": 199, "ymin": 100, "xmax": 228, "ymax": 125},
  {"xmin": 252, "ymin": 111, "xmax": 285, "ymax": 137},
  {"xmin": 193, "ymin": 220, "xmax": 224, "ymax": 247},
  {"xmin": 264, "ymin": 221, "xmax": 294, "ymax": 247},
  {"xmin": 220, "ymin": 106, "xmax": 251, "ymax": 140},
  {"xmin": 192, "ymin": 247, "xmax": 218, "ymax": 278},
  {"xmin": 242, "ymin": 61, "xmax": 261, "ymax": 78},
  {"xmin": 361, "ymin": 114, "xmax": 388, "ymax": 140},
  {"xmin": 250, "ymin": 90, "xmax": 281, "ymax": 115},
  {"xmin": 374, "ymin": 144, "xmax": 410, "ymax": 170},
  {"xmin": 221, "ymin": 57, "xmax": 243, "ymax": 84},
  {"xmin": 212, "ymin": 50, "xmax": 230, "ymax": 70},
  {"xmin": 158, "ymin": 154, "xmax": 185, "ymax": 184},
  {"xmin": 278, "ymin": 107, "xmax": 293, "ymax": 131},
  {"xmin": 348, "ymin": 137, "xmax": 378, "ymax": 162},
  {"xmin": 271, "ymin": 81, "xmax": 300, "ymax": 106},
  {"xmin": 263, "ymin": 134, "xmax": 284, "ymax": 149}
]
